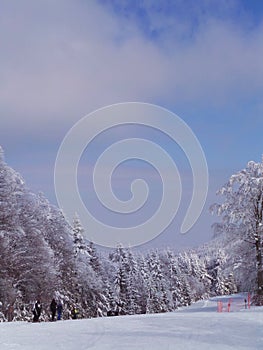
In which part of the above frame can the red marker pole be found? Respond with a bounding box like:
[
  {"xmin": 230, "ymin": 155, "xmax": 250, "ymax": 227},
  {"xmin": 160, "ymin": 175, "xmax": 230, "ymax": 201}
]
[
  {"xmin": 248, "ymin": 293, "xmax": 251, "ymax": 309},
  {"xmin": 227, "ymin": 299, "xmax": 231, "ymax": 312},
  {"xmin": 217, "ymin": 301, "xmax": 223, "ymax": 312}
]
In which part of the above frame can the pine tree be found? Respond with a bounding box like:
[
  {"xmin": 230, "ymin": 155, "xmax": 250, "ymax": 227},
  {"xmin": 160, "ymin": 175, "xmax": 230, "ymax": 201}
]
[
  {"xmin": 135, "ymin": 256, "xmax": 149, "ymax": 314},
  {"xmin": 72, "ymin": 214, "xmax": 88, "ymax": 256},
  {"xmin": 146, "ymin": 251, "xmax": 167, "ymax": 313},
  {"xmin": 87, "ymin": 241, "xmax": 102, "ymax": 275}
]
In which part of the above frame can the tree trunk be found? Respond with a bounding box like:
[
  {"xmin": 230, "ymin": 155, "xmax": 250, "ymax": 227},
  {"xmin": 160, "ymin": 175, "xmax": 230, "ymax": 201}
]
[{"xmin": 255, "ymin": 235, "xmax": 263, "ymax": 295}]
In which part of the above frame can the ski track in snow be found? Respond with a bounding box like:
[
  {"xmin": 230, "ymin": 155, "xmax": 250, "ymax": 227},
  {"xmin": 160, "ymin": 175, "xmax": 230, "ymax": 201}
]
[{"xmin": 0, "ymin": 294, "xmax": 262, "ymax": 350}]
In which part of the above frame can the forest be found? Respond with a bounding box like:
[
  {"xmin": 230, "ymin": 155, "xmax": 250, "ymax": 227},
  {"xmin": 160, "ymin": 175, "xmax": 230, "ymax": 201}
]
[{"xmin": 0, "ymin": 146, "xmax": 259, "ymax": 322}]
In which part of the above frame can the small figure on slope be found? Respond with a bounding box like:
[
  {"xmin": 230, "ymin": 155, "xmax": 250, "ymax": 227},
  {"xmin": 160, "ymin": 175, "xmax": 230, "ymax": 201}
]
[
  {"xmin": 71, "ymin": 306, "xmax": 78, "ymax": 319},
  {"xmin": 33, "ymin": 300, "xmax": 42, "ymax": 322},
  {"xmin": 50, "ymin": 298, "xmax": 57, "ymax": 321},
  {"xmin": 57, "ymin": 300, "xmax": 63, "ymax": 320}
]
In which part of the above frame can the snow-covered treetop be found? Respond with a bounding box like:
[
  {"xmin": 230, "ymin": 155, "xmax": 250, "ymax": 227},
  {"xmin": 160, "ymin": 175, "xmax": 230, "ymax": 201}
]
[
  {"xmin": 211, "ymin": 157, "xmax": 263, "ymax": 238},
  {"xmin": 0, "ymin": 146, "xmax": 5, "ymax": 164}
]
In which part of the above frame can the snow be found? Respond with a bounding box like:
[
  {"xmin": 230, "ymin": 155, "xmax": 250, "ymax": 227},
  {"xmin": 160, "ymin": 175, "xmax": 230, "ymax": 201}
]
[{"xmin": 0, "ymin": 294, "xmax": 262, "ymax": 350}]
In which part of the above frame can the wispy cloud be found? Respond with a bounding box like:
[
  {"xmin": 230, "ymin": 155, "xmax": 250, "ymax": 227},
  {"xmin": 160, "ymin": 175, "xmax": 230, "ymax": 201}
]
[{"xmin": 0, "ymin": 0, "xmax": 262, "ymax": 138}]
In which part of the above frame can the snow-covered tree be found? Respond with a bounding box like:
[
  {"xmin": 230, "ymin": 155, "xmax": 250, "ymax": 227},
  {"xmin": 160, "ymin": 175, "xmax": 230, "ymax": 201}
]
[
  {"xmin": 72, "ymin": 214, "xmax": 88, "ymax": 256},
  {"xmin": 162, "ymin": 250, "xmax": 191, "ymax": 307},
  {"xmin": 87, "ymin": 241, "xmax": 102, "ymax": 275},
  {"xmin": 176, "ymin": 252, "xmax": 194, "ymax": 305},
  {"xmin": 0, "ymin": 147, "xmax": 23, "ymax": 233},
  {"xmin": 135, "ymin": 256, "xmax": 149, "ymax": 314},
  {"xmin": 211, "ymin": 159, "xmax": 263, "ymax": 297},
  {"xmin": 146, "ymin": 251, "xmax": 167, "ymax": 313}
]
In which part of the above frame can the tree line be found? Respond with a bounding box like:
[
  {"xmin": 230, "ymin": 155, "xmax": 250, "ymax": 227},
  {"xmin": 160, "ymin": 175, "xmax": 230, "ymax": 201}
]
[{"xmin": 1, "ymin": 146, "xmax": 261, "ymax": 321}]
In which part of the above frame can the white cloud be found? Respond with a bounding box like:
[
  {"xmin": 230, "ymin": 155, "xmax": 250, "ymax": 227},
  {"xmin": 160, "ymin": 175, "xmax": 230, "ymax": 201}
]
[{"xmin": 0, "ymin": 0, "xmax": 262, "ymax": 136}]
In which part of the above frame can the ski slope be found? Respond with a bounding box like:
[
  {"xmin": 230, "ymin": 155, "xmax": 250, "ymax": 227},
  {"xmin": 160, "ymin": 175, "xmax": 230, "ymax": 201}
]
[{"xmin": 0, "ymin": 294, "xmax": 262, "ymax": 350}]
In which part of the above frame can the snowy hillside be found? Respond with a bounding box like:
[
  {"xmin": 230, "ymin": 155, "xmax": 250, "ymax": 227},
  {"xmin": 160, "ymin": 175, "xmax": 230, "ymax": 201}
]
[{"xmin": 0, "ymin": 294, "xmax": 262, "ymax": 350}]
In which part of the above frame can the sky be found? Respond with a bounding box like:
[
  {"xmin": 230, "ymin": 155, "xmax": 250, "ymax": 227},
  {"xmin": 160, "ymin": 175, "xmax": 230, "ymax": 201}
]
[{"xmin": 0, "ymin": 0, "xmax": 263, "ymax": 250}]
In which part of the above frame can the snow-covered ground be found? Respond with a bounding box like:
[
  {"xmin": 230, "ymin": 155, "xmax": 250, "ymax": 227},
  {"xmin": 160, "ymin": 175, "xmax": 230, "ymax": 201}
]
[{"xmin": 0, "ymin": 294, "xmax": 262, "ymax": 350}]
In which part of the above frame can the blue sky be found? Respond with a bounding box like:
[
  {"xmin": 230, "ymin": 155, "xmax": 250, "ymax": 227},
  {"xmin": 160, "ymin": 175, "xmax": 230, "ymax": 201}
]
[{"xmin": 0, "ymin": 0, "xmax": 263, "ymax": 250}]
